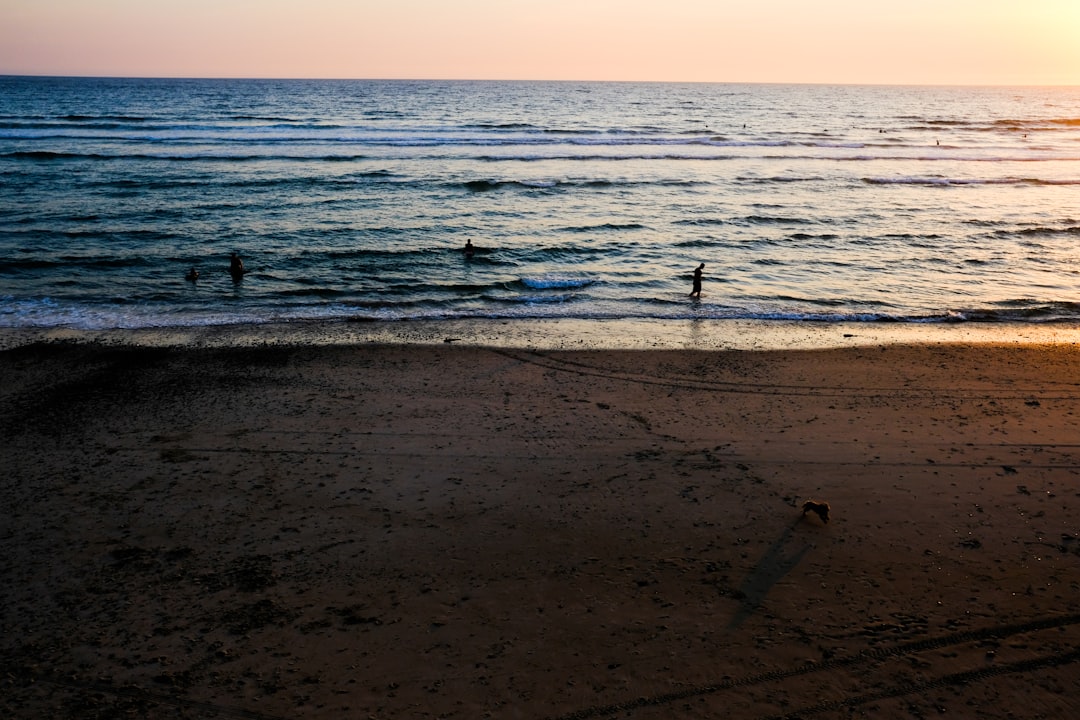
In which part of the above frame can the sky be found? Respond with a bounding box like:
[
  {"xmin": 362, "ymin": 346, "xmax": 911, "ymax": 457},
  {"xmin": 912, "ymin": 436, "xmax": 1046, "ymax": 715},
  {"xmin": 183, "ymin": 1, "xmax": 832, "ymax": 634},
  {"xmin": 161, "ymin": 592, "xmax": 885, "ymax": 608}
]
[{"xmin": 2, "ymin": 0, "xmax": 1079, "ymax": 85}]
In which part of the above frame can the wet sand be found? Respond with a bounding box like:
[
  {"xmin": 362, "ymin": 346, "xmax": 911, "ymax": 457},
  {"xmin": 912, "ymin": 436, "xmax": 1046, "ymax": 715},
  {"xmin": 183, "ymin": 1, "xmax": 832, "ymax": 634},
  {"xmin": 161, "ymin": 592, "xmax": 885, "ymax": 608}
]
[{"xmin": 2, "ymin": 339, "xmax": 1080, "ymax": 719}]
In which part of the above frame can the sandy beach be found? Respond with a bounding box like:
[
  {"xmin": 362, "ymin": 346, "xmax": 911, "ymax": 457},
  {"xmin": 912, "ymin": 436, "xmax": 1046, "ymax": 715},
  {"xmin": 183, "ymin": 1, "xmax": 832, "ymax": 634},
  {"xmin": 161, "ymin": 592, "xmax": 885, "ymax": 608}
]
[{"xmin": 2, "ymin": 337, "xmax": 1080, "ymax": 719}]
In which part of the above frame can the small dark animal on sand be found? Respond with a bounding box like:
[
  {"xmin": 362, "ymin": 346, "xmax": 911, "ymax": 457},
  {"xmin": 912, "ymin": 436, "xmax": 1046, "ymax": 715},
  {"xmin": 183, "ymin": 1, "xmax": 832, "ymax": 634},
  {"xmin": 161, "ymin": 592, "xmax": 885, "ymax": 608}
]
[{"xmin": 802, "ymin": 500, "xmax": 830, "ymax": 524}]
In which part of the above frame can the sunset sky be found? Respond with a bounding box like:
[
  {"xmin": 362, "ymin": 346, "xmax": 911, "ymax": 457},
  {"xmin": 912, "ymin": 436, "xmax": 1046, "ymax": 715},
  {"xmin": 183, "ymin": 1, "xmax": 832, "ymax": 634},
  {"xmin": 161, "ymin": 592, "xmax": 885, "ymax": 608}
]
[{"xmin": 3, "ymin": 0, "xmax": 1079, "ymax": 85}]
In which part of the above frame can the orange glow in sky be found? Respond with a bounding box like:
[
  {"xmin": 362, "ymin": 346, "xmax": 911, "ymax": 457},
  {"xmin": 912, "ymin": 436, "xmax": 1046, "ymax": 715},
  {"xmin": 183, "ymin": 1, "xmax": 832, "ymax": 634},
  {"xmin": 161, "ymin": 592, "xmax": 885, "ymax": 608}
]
[{"xmin": 2, "ymin": 0, "xmax": 1079, "ymax": 85}]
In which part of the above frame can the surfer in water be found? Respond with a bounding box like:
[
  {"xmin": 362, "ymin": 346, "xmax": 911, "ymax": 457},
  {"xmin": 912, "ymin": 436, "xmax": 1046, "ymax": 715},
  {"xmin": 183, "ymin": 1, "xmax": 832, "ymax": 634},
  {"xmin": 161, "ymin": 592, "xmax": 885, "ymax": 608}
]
[
  {"xmin": 689, "ymin": 262, "xmax": 704, "ymax": 298},
  {"xmin": 463, "ymin": 239, "xmax": 475, "ymax": 258},
  {"xmin": 229, "ymin": 252, "xmax": 245, "ymax": 281},
  {"xmin": 185, "ymin": 267, "xmax": 199, "ymax": 282}
]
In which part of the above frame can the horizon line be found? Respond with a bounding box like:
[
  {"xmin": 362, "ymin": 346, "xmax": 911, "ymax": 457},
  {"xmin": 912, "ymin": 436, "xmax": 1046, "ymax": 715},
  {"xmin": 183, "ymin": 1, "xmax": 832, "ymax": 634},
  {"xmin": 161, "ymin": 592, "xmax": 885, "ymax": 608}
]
[{"xmin": 2, "ymin": 73, "xmax": 1079, "ymax": 89}]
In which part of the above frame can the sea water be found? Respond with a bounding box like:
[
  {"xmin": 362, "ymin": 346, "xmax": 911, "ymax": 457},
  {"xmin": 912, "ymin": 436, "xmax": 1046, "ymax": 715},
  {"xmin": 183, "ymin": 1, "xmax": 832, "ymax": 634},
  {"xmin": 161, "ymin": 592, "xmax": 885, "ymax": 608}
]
[{"xmin": 2, "ymin": 77, "xmax": 1079, "ymax": 337}]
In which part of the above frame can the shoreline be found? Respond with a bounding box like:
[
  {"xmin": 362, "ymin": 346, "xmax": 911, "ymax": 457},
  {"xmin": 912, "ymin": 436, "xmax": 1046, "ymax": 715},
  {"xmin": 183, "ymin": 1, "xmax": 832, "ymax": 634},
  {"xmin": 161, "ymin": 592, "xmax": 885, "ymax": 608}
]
[
  {"xmin": 3, "ymin": 338, "xmax": 1080, "ymax": 718},
  {"xmin": 2, "ymin": 316, "xmax": 1079, "ymax": 351}
]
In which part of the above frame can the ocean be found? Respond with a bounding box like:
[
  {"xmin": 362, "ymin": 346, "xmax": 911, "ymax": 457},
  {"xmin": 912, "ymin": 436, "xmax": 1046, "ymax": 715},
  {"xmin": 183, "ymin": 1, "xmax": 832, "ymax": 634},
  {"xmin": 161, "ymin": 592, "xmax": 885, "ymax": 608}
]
[{"xmin": 2, "ymin": 77, "xmax": 1080, "ymax": 340}]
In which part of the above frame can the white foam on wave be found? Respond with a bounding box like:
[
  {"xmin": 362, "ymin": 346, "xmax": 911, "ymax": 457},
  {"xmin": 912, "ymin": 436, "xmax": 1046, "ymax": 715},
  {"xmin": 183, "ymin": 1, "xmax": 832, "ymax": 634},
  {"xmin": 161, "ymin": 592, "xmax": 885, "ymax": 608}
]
[
  {"xmin": 7, "ymin": 293, "xmax": 1080, "ymax": 331},
  {"xmin": 519, "ymin": 276, "xmax": 594, "ymax": 290},
  {"xmin": 862, "ymin": 176, "xmax": 1080, "ymax": 186},
  {"xmin": 0, "ymin": 297, "xmax": 276, "ymax": 330}
]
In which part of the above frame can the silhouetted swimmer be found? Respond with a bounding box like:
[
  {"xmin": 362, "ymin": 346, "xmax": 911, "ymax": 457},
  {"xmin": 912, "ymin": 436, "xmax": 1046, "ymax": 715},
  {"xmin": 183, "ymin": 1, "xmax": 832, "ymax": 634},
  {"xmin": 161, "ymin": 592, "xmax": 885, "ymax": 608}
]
[
  {"xmin": 185, "ymin": 267, "xmax": 199, "ymax": 282},
  {"xmin": 689, "ymin": 262, "xmax": 704, "ymax": 298},
  {"xmin": 229, "ymin": 252, "xmax": 246, "ymax": 281},
  {"xmin": 463, "ymin": 239, "xmax": 475, "ymax": 258}
]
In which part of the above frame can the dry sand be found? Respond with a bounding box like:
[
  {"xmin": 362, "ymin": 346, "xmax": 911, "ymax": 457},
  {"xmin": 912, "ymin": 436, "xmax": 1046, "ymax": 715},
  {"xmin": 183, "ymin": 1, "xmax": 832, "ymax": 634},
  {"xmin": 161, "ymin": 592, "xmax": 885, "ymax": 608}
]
[{"xmin": 2, "ymin": 340, "xmax": 1079, "ymax": 719}]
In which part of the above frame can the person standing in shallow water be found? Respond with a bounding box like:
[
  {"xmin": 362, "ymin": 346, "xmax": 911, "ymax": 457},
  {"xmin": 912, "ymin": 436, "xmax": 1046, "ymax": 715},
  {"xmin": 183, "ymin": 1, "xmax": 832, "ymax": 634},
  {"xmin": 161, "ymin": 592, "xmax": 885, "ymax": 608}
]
[
  {"xmin": 689, "ymin": 263, "xmax": 704, "ymax": 297},
  {"xmin": 229, "ymin": 252, "xmax": 245, "ymax": 281}
]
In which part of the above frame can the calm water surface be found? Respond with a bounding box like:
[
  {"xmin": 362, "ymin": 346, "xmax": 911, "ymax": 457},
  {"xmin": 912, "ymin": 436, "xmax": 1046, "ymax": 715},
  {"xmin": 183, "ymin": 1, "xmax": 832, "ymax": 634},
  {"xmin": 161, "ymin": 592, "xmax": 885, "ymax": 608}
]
[{"xmin": 2, "ymin": 78, "xmax": 1079, "ymax": 332}]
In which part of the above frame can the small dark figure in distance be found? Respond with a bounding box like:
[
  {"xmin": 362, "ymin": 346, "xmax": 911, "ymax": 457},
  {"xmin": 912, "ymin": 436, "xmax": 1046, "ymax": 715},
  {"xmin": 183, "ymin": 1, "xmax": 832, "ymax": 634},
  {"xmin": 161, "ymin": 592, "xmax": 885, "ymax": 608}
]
[
  {"xmin": 802, "ymin": 499, "xmax": 830, "ymax": 524},
  {"xmin": 185, "ymin": 267, "xmax": 199, "ymax": 282},
  {"xmin": 689, "ymin": 262, "xmax": 704, "ymax": 297},
  {"xmin": 464, "ymin": 239, "xmax": 475, "ymax": 258},
  {"xmin": 229, "ymin": 252, "xmax": 245, "ymax": 281}
]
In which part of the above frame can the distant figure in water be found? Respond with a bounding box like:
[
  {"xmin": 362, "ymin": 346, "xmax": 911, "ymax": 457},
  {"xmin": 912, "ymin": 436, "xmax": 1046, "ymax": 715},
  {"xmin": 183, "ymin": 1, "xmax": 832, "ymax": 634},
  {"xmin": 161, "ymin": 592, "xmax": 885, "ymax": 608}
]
[
  {"xmin": 689, "ymin": 262, "xmax": 704, "ymax": 298},
  {"xmin": 464, "ymin": 239, "xmax": 475, "ymax": 258},
  {"xmin": 229, "ymin": 252, "xmax": 245, "ymax": 281},
  {"xmin": 185, "ymin": 267, "xmax": 199, "ymax": 282}
]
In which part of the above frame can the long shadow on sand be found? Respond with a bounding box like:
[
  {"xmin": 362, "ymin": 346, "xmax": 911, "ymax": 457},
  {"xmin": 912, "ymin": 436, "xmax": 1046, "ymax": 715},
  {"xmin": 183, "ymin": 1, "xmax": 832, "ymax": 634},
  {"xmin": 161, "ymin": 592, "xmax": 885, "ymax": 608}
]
[{"xmin": 726, "ymin": 517, "xmax": 814, "ymax": 632}]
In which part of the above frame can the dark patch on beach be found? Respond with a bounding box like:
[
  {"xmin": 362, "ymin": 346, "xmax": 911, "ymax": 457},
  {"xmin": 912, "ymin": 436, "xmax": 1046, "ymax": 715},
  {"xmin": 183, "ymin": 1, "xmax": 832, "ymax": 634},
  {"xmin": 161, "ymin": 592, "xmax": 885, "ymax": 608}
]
[
  {"xmin": 222, "ymin": 599, "xmax": 298, "ymax": 635},
  {"xmin": 109, "ymin": 545, "xmax": 155, "ymax": 570},
  {"xmin": 0, "ymin": 342, "xmax": 173, "ymax": 435},
  {"xmin": 0, "ymin": 343, "xmax": 298, "ymax": 441},
  {"xmin": 330, "ymin": 604, "xmax": 384, "ymax": 626},
  {"xmin": 160, "ymin": 447, "xmax": 200, "ymax": 463},
  {"xmin": 199, "ymin": 554, "xmax": 276, "ymax": 593}
]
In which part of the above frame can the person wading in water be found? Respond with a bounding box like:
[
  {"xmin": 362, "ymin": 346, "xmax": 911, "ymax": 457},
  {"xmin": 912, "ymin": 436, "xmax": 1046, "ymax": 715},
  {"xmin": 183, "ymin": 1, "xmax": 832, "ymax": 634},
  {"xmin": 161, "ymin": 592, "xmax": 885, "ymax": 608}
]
[{"xmin": 689, "ymin": 262, "xmax": 704, "ymax": 297}]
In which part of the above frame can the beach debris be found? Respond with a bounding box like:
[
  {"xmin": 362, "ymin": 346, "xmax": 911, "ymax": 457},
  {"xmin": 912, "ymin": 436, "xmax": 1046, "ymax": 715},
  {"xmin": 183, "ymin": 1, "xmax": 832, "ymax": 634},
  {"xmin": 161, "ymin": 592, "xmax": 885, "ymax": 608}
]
[{"xmin": 801, "ymin": 499, "xmax": 831, "ymax": 524}]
